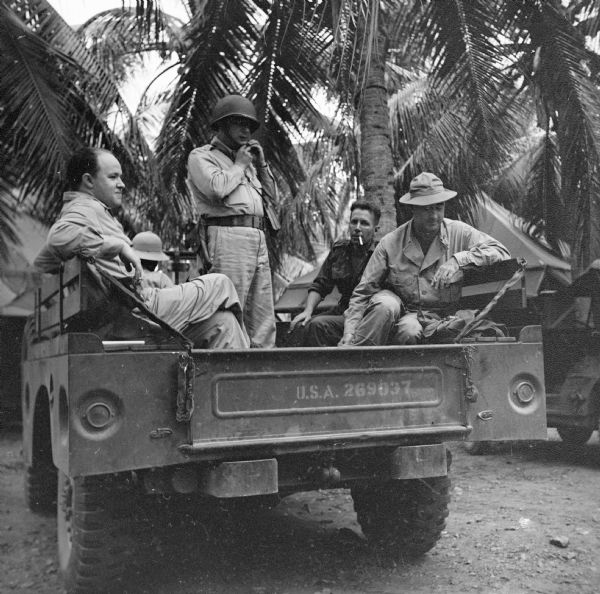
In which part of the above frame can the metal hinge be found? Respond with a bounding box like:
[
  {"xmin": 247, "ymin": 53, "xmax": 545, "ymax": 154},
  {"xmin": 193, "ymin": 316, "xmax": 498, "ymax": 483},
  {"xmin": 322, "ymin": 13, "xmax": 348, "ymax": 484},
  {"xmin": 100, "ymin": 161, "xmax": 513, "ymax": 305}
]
[
  {"xmin": 176, "ymin": 353, "xmax": 195, "ymax": 422},
  {"xmin": 445, "ymin": 346, "xmax": 478, "ymax": 402}
]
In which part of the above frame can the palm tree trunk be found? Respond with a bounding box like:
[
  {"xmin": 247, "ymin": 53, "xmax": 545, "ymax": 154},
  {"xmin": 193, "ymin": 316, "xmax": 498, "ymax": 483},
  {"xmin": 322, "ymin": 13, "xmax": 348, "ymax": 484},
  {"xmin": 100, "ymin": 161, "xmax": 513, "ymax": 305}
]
[{"xmin": 359, "ymin": 26, "xmax": 396, "ymax": 235}]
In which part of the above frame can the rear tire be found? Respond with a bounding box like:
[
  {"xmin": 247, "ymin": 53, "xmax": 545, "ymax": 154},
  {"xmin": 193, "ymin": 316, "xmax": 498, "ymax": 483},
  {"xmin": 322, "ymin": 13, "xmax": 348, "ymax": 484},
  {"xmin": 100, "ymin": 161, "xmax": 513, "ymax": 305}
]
[
  {"xmin": 557, "ymin": 426, "xmax": 594, "ymax": 448},
  {"xmin": 57, "ymin": 470, "xmax": 128, "ymax": 593},
  {"xmin": 352, "ymin": 475, "xmax": 451, "ymax": 559},
  {"xmin": 25, "ymin": 463, "xmax": 57, "ymax": 513}
]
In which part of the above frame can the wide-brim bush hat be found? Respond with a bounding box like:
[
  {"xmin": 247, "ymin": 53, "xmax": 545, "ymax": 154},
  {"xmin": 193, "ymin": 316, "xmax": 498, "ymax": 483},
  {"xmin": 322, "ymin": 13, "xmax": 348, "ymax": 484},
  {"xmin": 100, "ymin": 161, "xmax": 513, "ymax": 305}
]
[
  {"xmin": 132, "ymin": 231, "xmax": 169, "ymax": 261},
  {"xmin": 399, "ymin": 172, "xmax": 457, "ymax": 206}
]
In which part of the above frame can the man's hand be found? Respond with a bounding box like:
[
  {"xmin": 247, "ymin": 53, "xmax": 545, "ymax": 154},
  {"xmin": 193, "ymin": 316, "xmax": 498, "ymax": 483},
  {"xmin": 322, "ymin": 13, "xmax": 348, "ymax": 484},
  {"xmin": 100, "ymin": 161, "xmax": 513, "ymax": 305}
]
[
  {"xmin": 235, "ymin": 144, "xmax": 254, "ymax": 167},
  {"xmin": 338, "ymin": 333, "xmax": 355, "ymax": 346},
  {"xmin": 246, "ymin": 139, "xmax": 266, "ymax": 166},
  {"xmin": 432, "ymin": 257, "xmax": 463, "ymax": 289},
  {"xmin": 290, "ymin": 310, "xmax": 312, "ymax": 331},
  {"xmin": 119, "ymin": 244, "xmax": 143, "ymax": 283}
]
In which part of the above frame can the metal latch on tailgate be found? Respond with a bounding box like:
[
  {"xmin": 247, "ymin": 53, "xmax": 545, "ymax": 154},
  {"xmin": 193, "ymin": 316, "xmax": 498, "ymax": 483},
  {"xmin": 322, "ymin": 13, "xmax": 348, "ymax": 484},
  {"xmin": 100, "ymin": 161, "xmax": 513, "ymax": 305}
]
[{"xmin": 176, "ymin": 353, "xmax": 195, "ymax": 422}]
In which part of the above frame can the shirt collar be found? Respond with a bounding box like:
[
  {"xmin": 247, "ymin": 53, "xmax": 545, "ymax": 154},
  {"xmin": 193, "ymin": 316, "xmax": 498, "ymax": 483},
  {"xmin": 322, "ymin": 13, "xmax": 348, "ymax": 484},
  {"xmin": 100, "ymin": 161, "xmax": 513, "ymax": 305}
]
[
  {"xmin": 210, "ymin": 136, "xmax": 236, "ymax": 161},
  {"xmin": 62, "ymin": 191, "xmax": 112, "ymax": 213},
  {"xmin": 407, "ymin": 218, "xmax": 449, "ymax": 248}
]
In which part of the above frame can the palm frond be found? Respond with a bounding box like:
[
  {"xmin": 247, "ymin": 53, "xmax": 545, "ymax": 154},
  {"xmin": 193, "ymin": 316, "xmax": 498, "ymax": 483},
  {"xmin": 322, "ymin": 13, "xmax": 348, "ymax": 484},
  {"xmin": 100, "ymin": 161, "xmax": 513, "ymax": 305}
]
[
  {"xmin": 506, "ymin": 0, "xmax": 600, "ymax": 272},
  {"xmin": 0, "ymin": 180, "xmax": 19, "ymax": 260},
  {"xmin": 79, "ymin": 7, "xmax": 186, "ymax": 85},
  {"xmin": 0, "ymin": 0, "xmax": 143, "ymax": 221},
  {"xmin": 153, "ymin": 0, "xmax": 340, "ymax": 241}
]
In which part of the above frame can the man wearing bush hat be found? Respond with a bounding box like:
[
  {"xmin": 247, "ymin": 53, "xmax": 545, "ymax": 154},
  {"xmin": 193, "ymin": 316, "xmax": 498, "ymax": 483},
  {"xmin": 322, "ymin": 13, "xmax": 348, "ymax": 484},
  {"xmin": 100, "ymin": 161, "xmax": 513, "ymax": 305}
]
[{"xmin": 339, "ymin": 172, "xmax": 510, "ymax": 346}]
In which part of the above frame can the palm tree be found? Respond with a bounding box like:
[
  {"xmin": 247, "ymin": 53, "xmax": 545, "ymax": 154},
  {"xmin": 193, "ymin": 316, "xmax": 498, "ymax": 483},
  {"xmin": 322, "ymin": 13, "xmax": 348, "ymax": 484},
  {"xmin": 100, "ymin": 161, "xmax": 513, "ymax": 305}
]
[
  {"xmin": 0, "ymin": 0, "xmax": 144, "ymax": 211},
  {"xmin": 387, "ymin": 0, "xmax": 600, "ymax": 275},
  {"xmin": 129, "ymin": 0, "xmax": 600, "ymax": 273},
  {"xmin": 3, "ymin": 0, "xmax": 600, "ymax": 276}
]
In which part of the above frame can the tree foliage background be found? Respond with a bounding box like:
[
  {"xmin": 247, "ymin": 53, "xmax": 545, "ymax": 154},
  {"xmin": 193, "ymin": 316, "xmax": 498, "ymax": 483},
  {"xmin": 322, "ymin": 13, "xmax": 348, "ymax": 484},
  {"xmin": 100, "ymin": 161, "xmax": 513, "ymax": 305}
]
[{"xmin": 2, "ymin": 0, "xmax": 600, "ymax": 277}]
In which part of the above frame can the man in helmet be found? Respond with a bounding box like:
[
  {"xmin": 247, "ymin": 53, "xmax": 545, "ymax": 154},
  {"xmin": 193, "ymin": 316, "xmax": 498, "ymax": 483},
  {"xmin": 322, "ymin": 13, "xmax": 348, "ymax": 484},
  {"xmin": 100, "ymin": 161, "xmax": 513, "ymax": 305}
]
[
  {"xmin": 339, "ymin": 172, "xmax": 510, "ymax": 346},
  {"xmin": 186, "ymin": 95, "xmax": 278, "ymax": 348},
  {"xmin": 132, "ymin": 231, "xmax": 174, "ymax": 289}
]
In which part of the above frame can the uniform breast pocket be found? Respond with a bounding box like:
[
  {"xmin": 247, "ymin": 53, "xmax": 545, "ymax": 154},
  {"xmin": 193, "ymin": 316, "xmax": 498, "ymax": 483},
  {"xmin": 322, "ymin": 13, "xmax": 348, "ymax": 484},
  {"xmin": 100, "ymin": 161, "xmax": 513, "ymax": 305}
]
[
  {"xmin": 330, "ymin": 261, "xmax": 349, "ymax": 282},
  {"xmin": 387, "ymin": 268, "xmax": 415, "ymax": 291}
]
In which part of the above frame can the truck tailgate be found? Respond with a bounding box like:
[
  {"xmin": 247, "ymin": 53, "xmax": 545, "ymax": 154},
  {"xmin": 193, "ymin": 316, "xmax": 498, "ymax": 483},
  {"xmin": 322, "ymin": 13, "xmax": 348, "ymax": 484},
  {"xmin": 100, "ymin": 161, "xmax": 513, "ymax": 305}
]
[{"xmin": 184, "ymin": 345, "xmax": 469, "ymax": 451}]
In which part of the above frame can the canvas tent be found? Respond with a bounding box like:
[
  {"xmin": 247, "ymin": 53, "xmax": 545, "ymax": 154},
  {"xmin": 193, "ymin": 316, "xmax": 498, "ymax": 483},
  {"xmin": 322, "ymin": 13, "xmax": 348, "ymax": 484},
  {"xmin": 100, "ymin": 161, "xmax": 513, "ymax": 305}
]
[
  {"xmin": 0, "ymin": 213, "xmax": 48, "ymax": 424},
  {"xmin": 275, "ymin": 198, "xmax": 571, "ymax": 315},
  {"xmin": 0, "ymin": 213, "xmax": 48, "ymax": 316}
]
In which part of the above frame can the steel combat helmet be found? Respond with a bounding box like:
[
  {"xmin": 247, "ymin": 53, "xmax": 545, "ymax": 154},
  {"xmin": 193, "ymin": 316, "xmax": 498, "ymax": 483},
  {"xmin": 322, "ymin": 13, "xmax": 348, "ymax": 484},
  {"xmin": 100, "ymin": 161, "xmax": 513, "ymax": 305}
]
[{"xmin": 209, "ymin": 95, "xmax": 259, "ymax": 131}]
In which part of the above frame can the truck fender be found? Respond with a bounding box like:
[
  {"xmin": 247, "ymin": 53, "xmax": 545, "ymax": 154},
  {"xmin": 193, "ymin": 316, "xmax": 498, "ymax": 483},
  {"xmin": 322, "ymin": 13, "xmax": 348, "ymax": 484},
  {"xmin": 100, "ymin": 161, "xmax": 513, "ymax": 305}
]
[{"xmin": 558, "ymin": 354, "xmax": 600, "ymax": 416}]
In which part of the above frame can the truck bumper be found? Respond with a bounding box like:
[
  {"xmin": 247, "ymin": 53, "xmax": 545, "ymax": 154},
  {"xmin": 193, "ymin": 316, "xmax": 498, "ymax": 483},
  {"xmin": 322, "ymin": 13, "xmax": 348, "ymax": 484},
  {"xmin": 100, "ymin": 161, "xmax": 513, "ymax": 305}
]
[
  {"xmin": 200, "ymin": 459, "xmax": 279, "ymax": 498},
  {"xmin": 390, "ymin": 444, "xmax": 448, "ymax": 479},
  {"xmin": 197, "ymin": 444, "xmax": 448, "ymax": 498}
]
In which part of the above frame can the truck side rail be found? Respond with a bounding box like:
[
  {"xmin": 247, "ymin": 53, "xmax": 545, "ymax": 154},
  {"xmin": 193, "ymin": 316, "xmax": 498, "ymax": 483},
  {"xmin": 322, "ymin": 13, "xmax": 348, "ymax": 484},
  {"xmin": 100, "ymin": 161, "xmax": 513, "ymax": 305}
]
[
  {"xmin": 33, "ymin": 258, "xmax": 191, "ymax": 349},
  {"xmin": 35, "ymin": 258, "xmax": 108, "ymax": 338}
]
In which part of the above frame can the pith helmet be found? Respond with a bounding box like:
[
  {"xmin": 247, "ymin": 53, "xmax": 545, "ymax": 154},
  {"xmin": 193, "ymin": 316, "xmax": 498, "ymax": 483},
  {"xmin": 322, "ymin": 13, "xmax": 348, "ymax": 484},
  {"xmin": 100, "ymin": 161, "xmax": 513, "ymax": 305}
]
[
  {"xmin": 399, "ymin": 172, "xmax": 457, "ymax": 206},
  {"xmin": 209, "ymin": 95, "xmax": 259, "ymax": 131},
  {"xmin": 131, "ymin": 231, "xmax": 169, "ymax": 261}
]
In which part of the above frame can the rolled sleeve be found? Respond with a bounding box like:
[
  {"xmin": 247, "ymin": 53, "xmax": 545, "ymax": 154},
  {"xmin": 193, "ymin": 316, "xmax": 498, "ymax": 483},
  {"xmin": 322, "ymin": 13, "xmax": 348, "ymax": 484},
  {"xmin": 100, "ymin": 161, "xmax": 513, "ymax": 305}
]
[
  {"xmin": 50, "ymin": 215, "xmax": 126, "ymax": 260},
  {"xmin": 35, "ymin": 214, "xmax": 127, "ymax": 272},
  {"xmin": 452, "ymin": 227, "xmax": 510, "ymax": 268}
]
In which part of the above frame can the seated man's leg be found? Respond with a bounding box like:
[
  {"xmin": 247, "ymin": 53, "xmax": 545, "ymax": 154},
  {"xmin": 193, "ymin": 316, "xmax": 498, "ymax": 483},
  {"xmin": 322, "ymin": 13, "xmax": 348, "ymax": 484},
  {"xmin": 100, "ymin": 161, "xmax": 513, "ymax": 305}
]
[
  {"xmin": 304, "ymin": 314, "xmax": 345, "ymax": 346},
  {"xmin": 351, "ymin": 290, "xmax": 403, "ymax": 346},
  {"xmin": 392, "ymin": 311, "xmax": 423, "ymax": 345},
  {"xmin": 184, "ymin": 310, "xmax": 250, "ymax": 349},
  {"xmin": 143, "ymin": 273, "xmax": 247, "ymax": 340}
]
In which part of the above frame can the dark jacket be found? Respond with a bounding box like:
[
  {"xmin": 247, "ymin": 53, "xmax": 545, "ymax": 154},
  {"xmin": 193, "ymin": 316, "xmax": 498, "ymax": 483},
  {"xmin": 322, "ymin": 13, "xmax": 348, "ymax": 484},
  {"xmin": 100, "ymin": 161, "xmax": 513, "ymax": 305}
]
[{"xmin": 309, "ymin": 239, "xmax": 377, "ymax": 314}]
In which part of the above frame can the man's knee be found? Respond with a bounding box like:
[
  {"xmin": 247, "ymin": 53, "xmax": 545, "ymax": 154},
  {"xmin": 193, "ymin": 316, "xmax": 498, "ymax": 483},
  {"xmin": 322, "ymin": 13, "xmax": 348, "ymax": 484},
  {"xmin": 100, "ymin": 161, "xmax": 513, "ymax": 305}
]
[
  {"xmin": 304, "ymin": 315, "xmax": 343, "ymax": 346},
  {"xmin": 185, "ymin": 310, "xmax": 249, "ymax": 349},
  {"xmin": 366, "ymin": 290, "xmax": 402, "ymax": 320},
  {"xmin": 202, "ymin": 272, "xmax": 236, "ymax": 292},
  {"xmin": 395, "ymin": 314, "xmax": 423, "ymax": 345}
]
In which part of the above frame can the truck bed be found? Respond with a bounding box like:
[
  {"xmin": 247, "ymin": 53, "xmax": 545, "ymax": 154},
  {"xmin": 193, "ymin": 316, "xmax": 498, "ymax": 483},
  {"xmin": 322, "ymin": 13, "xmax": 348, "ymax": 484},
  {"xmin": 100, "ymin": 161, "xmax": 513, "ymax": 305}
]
[{"xmin": 22, "ymin": 329, "xmax": 546, "ymax": 477}]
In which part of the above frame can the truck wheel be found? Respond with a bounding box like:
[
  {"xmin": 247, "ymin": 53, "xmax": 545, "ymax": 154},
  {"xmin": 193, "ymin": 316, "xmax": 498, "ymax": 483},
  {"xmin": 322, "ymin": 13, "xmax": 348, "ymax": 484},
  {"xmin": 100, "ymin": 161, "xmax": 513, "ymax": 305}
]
[
  {"xmin": 57, "ymin": 470, "xmax": 127, "ymax": 593},
  {"xmin": 352, "ymin": 476, "xmax": 451, "ymax": 559},
  {"xmin": 557, "ymin": 426, "xmax": 594, "ymax": 447},
  {"xmin": 25, "ymin": 463, "xmax": 57, "ymax": 513}
]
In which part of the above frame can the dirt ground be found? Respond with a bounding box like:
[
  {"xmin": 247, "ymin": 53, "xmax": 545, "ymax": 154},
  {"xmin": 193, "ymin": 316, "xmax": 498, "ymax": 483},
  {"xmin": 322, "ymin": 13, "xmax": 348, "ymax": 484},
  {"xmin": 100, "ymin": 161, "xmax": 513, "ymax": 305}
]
[{"xmin": 1, "ymin": 429, "xmax": 599, "ymax": 594}]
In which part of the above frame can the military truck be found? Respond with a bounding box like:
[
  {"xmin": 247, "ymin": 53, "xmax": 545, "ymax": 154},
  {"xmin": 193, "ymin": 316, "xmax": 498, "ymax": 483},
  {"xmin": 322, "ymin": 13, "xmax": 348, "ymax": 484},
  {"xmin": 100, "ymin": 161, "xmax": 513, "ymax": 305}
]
[
  {"xmin": 541, "ymin": 261, "xmax": 600, "ymax": 447},
  {"xmin": 22, "ymin": 258, "xmax": 546, "ymax": 593}
]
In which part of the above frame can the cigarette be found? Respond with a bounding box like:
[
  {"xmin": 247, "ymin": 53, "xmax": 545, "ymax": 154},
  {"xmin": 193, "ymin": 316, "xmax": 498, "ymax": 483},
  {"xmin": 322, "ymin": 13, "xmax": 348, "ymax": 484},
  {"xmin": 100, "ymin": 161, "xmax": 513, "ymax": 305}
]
[{"xmin": 358, "ymin": 236, "xmax": 363, "ymax": 246}]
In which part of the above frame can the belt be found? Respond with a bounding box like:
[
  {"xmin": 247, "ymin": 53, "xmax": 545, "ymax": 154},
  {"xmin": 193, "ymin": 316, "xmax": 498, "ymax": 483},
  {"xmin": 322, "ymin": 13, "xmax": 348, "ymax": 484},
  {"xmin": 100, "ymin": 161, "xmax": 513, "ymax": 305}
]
[{"xmin": 204, "ymin": 215, "xmax": 265, "ymax": 231}]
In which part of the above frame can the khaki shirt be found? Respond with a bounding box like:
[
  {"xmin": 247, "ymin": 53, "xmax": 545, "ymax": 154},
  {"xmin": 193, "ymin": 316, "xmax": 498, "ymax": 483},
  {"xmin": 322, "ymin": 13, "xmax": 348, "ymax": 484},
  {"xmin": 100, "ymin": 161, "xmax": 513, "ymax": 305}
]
[
  {"xmin": 34, "ymin": 191, "xmax": 132, "ymax": 278},
  {"xmin": 141, "ymin": 270, "xmax": 174, "ymax": 290},
  {"xmin": 187, "ymin": 137, "xmax": 276, "ymax": 219},
  {"xmin": 343, "ymin": 218, "xmax": 510, "ymax": 339}
]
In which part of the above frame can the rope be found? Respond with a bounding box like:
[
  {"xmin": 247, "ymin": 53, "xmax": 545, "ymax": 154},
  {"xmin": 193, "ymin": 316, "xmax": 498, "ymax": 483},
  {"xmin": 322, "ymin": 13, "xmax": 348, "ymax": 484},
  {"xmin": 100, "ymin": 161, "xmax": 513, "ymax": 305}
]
[{"xmin": 454, "ymin": 258, "xmax": 527, "ymax": 343}]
